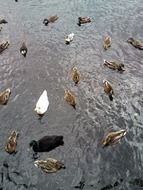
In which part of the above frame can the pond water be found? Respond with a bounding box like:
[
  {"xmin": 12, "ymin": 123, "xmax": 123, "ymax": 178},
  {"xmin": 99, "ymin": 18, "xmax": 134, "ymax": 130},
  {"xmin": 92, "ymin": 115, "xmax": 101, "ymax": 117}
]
[{"xmin": 0, "ymin": 0, "xmax": 143, "ymax": 189}]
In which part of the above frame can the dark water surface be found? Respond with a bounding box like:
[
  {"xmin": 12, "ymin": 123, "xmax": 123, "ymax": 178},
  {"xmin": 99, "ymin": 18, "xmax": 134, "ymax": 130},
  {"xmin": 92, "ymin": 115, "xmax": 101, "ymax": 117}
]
[{"xmin": 0, "ymin": 0, "xmax": 143, "ymax": 189}]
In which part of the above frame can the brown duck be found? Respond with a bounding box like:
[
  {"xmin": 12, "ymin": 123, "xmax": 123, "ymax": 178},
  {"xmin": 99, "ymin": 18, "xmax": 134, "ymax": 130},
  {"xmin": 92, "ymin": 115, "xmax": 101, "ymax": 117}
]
[
  {"xmin": 0, "ymin": 41, "xmax": 9, "ymax": 54},
  {"xmin": 78, "ymin": 17, "xmax": 91, "ymax": 26},
  {"xmin": 34, "ymin": 158, "xmax": 65, "ymax": 173},
  {"xmin": 127, "ymin": 37, "xmax": 143, "ymax": 50},
  {"xmin": 0, "ymin": 88, "xmax": 11, "ymax": 105},
  {"xmin": 103, "ymin": 80, "xmax": 114, "ymax": 101},
  {"xmin": 5, "ymin": 131, "xmax": 18, "ymax": 154},
  {"xmin": 103, "ymin": 36, "xmax": 111, "ymax": 50},
  {"xmin": 71, "ymin": 67, "xmax": 81, "ymax": 85},
  {"xmin": 43, "ymin": 15, "xmax": 59, "ymax": 26},
  {"xmin": 104, "ymin": 60, "xmax": 125, "ymax": 71},
  {"xmin": 20, "ymin": 42, "xmax": 27, "ymax": 57},
  {"xmin": 102, "ymin": 129, "xmax": 126, "ymax": 147},
  {"xmin": 64, "ymin": 90, "xmax": 77, "ymax": 109}
]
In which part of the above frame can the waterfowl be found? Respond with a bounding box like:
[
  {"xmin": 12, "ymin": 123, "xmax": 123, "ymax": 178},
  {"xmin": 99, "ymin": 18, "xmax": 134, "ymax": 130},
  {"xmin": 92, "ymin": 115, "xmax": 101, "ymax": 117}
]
[
  {"xmin": 20, "ymin": 42, "xmax": 27, "ymax": 57},
  {"xmin": 71, "ymin": 67, "xmax": 81, "ymax": 85},
  {"xmin": 0, "ymin": 88, "xmax": 11, "ymax": 105},
  {"xmin": 64, "ymin": 90, "xmax": 77, "ymax": 109},
  {"xmin": 34, "ymin": 158, "xmax": 65, "ymax": 173},
  {"xmin": 127, "ymin": 37, "xmax": 143, "ymax": 50},
  {"xmin": 103, "ymin": 80, "xmax": 114, "ymax": 101},
  {"xmin": 43, "ymin": 15, "xmax": 58, "ymax": 26},
  {"xmin": 78, "ymin": 17, "xmax": 91, "ymax": 26},
  {"xmin": 5, "ymin": 131, "xmax": 18, "ymax": 154},
  {"xmin": 103, "ymin": 36, "xmax": 112, "ymax": 50},
  {"xmin": 29, "ymin": 135, "xmax": 64, "ymax": 152},
  {"xmin": 65, "ymin": 33, "xmax": 74, "ymax": 44},
  {"xmin": 104, "ymin": 60, "xmax": 125, "ymax": 71},
  {"xmin": 0, "ymin": 41, "xmax": 9, "ymax": 54},
  {"xmin": 0, "ymin": 19, "xmax": 8, "ymax": 24},
  {"xmin": 102, "ymin": 129, "xmax": 126, "ymax": 147},
  {"xmin": 34, "ymin": 90, "xmax": 49, "ymax": 116}
]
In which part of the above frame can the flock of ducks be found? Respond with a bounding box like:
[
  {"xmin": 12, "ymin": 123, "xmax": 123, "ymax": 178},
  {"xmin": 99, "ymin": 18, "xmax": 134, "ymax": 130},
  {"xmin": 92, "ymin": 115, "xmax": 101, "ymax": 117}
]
[{"xmin": 0, "ymin": 10, "xmax": 143, "ymax": 174}]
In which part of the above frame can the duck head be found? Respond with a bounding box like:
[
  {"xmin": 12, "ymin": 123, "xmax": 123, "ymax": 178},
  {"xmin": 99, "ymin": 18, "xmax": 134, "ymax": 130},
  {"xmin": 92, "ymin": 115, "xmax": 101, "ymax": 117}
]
[
  {"xmin": 118, "ymin": 63, "xmax": 125, "ymax": 71},
  {"xmin": 43, "ymin": 19, "xmax": 49, "ymax": 26},
  {"xmin": 127, "ymin": 37, "xmax": 134, "ymax": 43},
  {"xmin": 29, "ymin": 140, "xmax": 39, "ymax": 152}
]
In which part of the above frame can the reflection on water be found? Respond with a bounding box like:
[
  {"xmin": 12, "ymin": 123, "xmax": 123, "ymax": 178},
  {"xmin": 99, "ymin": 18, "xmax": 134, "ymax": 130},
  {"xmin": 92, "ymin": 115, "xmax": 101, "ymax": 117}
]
[{"xmin": 0, "ymin": 0, "xmax": 143, "ymax": 189}]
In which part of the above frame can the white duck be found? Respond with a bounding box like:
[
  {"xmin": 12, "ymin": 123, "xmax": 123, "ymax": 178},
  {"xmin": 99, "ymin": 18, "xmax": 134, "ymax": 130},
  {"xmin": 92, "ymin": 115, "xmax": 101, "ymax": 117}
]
[
  {"xmin": 34, "ymin": 90, "xmax": 49, "ymax": 116},
  {"xmin": 65, "ymin": 33, "xmax": 74, "ymax": 44}
]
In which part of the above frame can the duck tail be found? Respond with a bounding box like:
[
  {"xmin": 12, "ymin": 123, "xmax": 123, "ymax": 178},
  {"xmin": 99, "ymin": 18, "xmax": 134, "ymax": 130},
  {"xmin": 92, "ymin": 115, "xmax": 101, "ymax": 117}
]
[{"xmin": 109, "ymin": 94, "xmax": 113, "ymax": 101}]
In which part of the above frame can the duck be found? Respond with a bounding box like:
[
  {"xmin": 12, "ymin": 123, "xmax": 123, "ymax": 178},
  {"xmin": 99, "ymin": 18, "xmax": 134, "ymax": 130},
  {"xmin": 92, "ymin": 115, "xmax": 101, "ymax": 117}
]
[
  {"xmin": 102, "ymin": 129, "xmax": 126, "ymax": 147},
  {"xmin": 65, "ymin": 33, "xmax": 74, "ymax": 44},
  {"xmin": 43, "ymin": 15, "xmax": 59, "ymax": 26},
  {"xmin": 20, "ymin": 42, "xmax": 27, "ymax": 57},
  {"xmin": 5, "ymin": 131, "xmax": 18, "ymax": 154},
  {"xmin": 29, "ymin": 135, "xmax": 64, "ymax": 152},
  {"xmin": 104, "ymin": 60, "xmax": 125, "ymax": 71},
  {"xmin": 0, "ymin": 41, "xmax": 9, "ymax": 54},
  {"xmin": 127, "ymin": 37, "xmax": 143, "ymax": 50},
  {"xmin": 103, "ymin": 36, "xmax": 112, "ymax": 50},
  {"xmin": 34, "ymin": 90, "xmax": 49, "ymax": 117},
  {"xmin": 0, "ymin": 19, "xmax": 8, "ymax": 24},
  {"xmin": 78, "ymin": 17, "xmax": 91, "ymax": 26},
  {"xmin": 71, "ymin": 67, "xmax": 81, "ymax": 85},
  {"xmin": 0, "ymin": 88, "xmax": 11, "ymax": 105},
  {"xmin": 34, "ymin": 158, "xmax": 65, "ymax": 173},
  {"xmin": 64, "ymin": 90, "xmax": 77, "ymax": 109},
  {"xmin": 103, "ymin": 80, "xmax": 114, "ymax": 101}
]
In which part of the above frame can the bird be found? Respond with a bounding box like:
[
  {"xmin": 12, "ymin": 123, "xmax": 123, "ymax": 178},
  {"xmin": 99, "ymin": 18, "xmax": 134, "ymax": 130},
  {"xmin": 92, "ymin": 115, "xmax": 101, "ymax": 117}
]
[
  {"xmin": 34, "ymin": 90, "xmax": 49, "ymax": 117},
  {"xmin": 34, "ymin": 158, "xmax": 65, "ymax": 173},
  {"xmin": 78, "ymin": 17, "xmax": 91, "ymax": 26},
  {"xmin": 127, "ymin": 37, "xmax": 143, "ymax": 50},
  {"xmin": 103, "ymin": 36, "xmax": 112, "ymax": 50},
  {"xmin": 29, "ymin": 135, "xmax": 64, "ymax": 152},
  {"xmin": 0, "ymin": 41, "xmax": 10, "ymax": 54},
  {"xmin": 71, "ymin": 67, "xmax": 81, "ymax": 85},
  {"xmin": 0, "ymin": 19, "xmax": 8, "ymax": 24},
  {"xmin": 5, "ymin": 131, "xmax": 18, "ymax": 154},
  {"xmin": 20, "ymin": 42, "xmax": 27, "ymax": 57},
  {"xmin": 0, "ymin": 88, "xmax": 11, "ymax": 105},
  {"xmin": 64, "ymin": 90, "xmax": 77, "ymax": 109},
  {"xmin": 43, "ymin": 15, "xmax": 59, "ymax": 26},
  {"xmin": 102, "ymin": 129, "xmax": 126, "ymax": 147},
  {"xmin": 65, "ymin": 33, "xmax": 74, "ymax": 44},
  {"xmin": 103, "ymin": 80, "xmax": 114, "ymax": 101},
  {"xmin": 104, "ymin": 60, "xmax": 125, "ymax": 71}
]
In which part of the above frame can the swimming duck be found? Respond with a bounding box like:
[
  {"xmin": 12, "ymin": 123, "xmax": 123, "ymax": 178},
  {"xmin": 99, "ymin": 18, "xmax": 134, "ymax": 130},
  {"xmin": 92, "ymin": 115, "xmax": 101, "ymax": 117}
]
[
  {"xmin": 34, "ymin": 158, "xmax": 65, "ymax": 173},
  {"xmin": 43, "ymin": 15, "xmax": 59, "ymax": 26},
  {"xmin": 71, "ymin": 67, "xmax": 81, "ymax": 85},
  {"xmin": 0, "ymin": 19, "xmax": 8, "ymax": 24},
  {"xmin": 102, "ymin": 129, "xmax": 126, "ymax": 147},
  {"xmin": 0, "ymin": 41, "xmax": 9, "ymax": 54},
  {"xmin": 29, "ymin": 135, "xmax": 64, "ymax": 152},
  {"xmin": 5, "ymin": 131, "xmax": 18, "ymax": 154},
  {"xmin": 34, "ymin": 90, "xmax": 49, "ymax": 116},
  {"xmin": 103, "ymin": 36, "xmax": 112, "ymax": 50},
  {"xmin": 64, "ymin": 90, "xmax": 77, "ymax": 109},
  {"xmin": 103, "ymin": 80, "xmax": 114, "ymax": 101},
  {"xmin": 78, "ymin": 17, "xmax": 91, "ymax": 26},
  {"xmin": 104, "ymin": 60, "xmax": 125, "ymax": 71},
  {"xmin": 20, "ymin": 42, "xmax": 27, "ymax": 57},
  {"xmin": 127, "ymin": 37, "xmax": 143, "ymax": 50},
  {"xmin": 0, "ymin": 88, "xmax": 11, "ymax": 105},
  {"xmin": 65, "ymin": 33, "xmax": 74, "ymax": 44}
]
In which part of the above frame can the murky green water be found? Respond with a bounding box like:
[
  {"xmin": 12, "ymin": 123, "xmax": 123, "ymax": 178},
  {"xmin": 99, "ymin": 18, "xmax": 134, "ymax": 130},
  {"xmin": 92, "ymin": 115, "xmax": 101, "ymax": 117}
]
[{"xmin": 0, "ymin": 0, "xmax": 143, "ymax": 189}]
